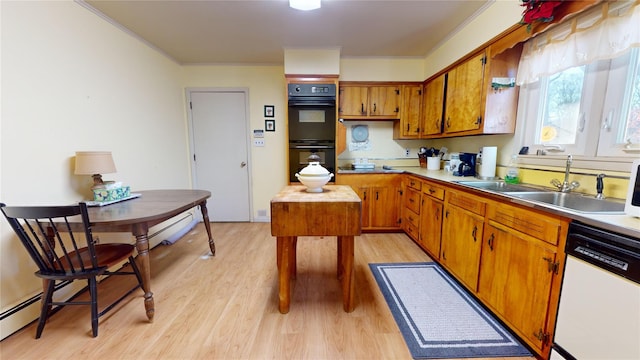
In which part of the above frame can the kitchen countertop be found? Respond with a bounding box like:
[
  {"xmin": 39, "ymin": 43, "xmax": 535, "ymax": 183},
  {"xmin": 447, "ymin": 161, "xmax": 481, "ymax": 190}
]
[{"xmin": 338, "ymin": 166, "xmax": 640, "ymax": 239}]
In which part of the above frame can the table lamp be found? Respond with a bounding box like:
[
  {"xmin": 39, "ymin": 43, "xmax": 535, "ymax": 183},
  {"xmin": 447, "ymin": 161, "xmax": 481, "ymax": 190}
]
[{"xmin": 74, "ymin": 151, "xmax": 117, "ymax": 189}]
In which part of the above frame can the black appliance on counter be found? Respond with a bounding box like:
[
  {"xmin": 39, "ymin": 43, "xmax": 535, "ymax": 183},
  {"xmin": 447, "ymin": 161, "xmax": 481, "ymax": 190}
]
[
  {"xmin": 287, "ymin": 83, "xmax": 336, "ymax": 182},
  {"xmin": 453, "ymin": 152, "xmax": 477, "ymax": 177}
]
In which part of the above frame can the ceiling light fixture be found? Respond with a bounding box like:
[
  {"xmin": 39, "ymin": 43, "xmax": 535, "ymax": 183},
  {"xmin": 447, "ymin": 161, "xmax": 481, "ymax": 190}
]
[{"xmin": 289, "ymin": 0, "xmax": 321, "ymax": 11}]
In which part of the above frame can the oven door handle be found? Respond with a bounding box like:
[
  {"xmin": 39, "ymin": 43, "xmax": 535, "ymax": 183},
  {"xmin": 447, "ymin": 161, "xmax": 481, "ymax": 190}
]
[
  {"xmin": 288, "ymin": 101, "xmax": 335, "ymax": 107},
  {"xmin": 291, "ymin": 145, "xmax": 334, "ymax": 149}
]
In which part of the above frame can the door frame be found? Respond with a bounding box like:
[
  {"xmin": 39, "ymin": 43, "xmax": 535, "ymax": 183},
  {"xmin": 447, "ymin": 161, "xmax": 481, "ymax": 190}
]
[{"xmin": 185, "ymin": 87, "xmax": 254, "ymax": 222}]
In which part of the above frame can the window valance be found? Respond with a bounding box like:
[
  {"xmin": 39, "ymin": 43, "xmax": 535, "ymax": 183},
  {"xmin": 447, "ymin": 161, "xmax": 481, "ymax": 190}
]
[{"xmin": 517, "ymin": 1, "xmax": 640, "ymax": 85}]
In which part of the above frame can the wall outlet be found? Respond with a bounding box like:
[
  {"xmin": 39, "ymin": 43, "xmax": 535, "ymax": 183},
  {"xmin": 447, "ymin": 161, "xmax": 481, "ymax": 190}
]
[
  {"xmin": 405, "ymin": 148, "xmax": 410, "ymax": 157},
  {"xmin": 253, "ymin": 139, "xmax": 265, "ymax": 147}
]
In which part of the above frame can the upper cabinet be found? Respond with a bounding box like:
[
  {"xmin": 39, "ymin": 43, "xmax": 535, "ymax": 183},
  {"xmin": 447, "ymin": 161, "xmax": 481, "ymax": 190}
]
[
  {"xmin": 393, "ymin": 84, "xmax": 423, "ymax": 139},
  {"xmin": 422, "ymin": 42, "xmax": 524, "ymax": 138},
  {"xmin": 339, "ymin": 83, "xmax": 401, "ymax": 120},
  {"xmin": 444, "ymin": 52, "xmax": 487, "ymax": 134},
  {"xmin": 421, "ymin": 74, "xmax": 445, "ymax": 137}
]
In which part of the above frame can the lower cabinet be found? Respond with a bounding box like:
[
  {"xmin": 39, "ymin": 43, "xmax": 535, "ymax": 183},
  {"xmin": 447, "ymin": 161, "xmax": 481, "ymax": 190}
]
[
  {"xmin": 337, "ymin": 174, "xmax": 402, "ymax": 231},
  {"xmin": 403, "ymin": 176, "xmax": 569, "ymax": 359},
  {"xmin": 440, "ymin": 192, "xmax": 485, "ymax": 291},
  {"xmin": 418, "ymin": 181, "xmax": 444, "ymax": 259},
  {"xmin": 478, "ymin": 202, "xmax": 568, "ymax": 358}
]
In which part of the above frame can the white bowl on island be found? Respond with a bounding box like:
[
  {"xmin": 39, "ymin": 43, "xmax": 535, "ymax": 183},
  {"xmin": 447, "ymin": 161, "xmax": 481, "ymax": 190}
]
[{"xmin": 295, "ymin": 155, "xmax": 334, "ymax": 193}]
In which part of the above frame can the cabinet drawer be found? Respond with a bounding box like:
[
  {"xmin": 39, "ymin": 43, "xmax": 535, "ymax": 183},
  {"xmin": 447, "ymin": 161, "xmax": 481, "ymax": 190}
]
[
  {"xmin": 422, "ymin": 181, "xmax": 445, "ymax": 200},
  {"xmin": 488, "ymin": 202, "xmax": 565, "ymax": 245},
  {"xmin": 405, "ymin": 221, "xmax": 419, "ymax": 241},
  {"xmin": 404, "ymin": 208, "xmax": 420, "ymax": 228},
  {"xmin": 406, "ymin": 176, "xmax": 422, "ymax": 191},
  {"xmin": 405, "ymin": 187, "xmax": 421, "ymax": 214},
  {"xmin": 446, "ymin": 190, "xmax": 485, "ymax": 216}
]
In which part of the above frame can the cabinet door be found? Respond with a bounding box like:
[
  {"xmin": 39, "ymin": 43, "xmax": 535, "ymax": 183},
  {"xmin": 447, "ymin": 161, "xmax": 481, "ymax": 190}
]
[
  {"xmin": 441, "ymin": 204, "xmax": 483, "ymax": 290},
  {"xmin": 355, "ymin": 186, "xmax": 371, "ymax": 229},
  {"xmin": 399, "ymin": 85, "xmax": 422, "ymax": 138},
  {"xmin": 339, "ymin": 86, "xmax": 368, "ymax": 116},
  {"xmin": 478, "ymin": 222, "xmax": 557, "ymax": 352},
  {"xmin": 369, "ymin": 86, "xmax": 400, "ymax": 117},
  {"xmin": 444, "ymin": 52, "xmax": 486, "ymax": 134},
  {"xmin": 422, "ymin": 75, "xmax": 445, "ymax": 137},
  {"xmin": 419, "ymin": 194, "xmax": 443, "ymax": 259},
  {"xmin": 370, "ymin": 186, "xmax": 400, "ymax": 228}
]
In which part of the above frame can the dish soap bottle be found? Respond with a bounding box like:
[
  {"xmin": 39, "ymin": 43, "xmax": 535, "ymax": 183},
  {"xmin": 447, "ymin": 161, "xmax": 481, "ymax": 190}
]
[{"xmin": 504, "ymin": 155, "xmax": 520, "ymax": 184}]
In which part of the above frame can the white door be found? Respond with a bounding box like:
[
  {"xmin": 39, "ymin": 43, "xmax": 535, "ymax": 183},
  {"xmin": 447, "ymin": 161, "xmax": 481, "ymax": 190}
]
[{"xmin": 188, "ymin": 89, "xmax": 251, "ymax": 222}]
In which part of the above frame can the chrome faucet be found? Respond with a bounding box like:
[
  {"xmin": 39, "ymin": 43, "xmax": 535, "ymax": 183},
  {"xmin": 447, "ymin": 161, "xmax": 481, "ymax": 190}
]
[{"xmin": 551, "ymin": 155, "xmax": 580, "ymax": 192}]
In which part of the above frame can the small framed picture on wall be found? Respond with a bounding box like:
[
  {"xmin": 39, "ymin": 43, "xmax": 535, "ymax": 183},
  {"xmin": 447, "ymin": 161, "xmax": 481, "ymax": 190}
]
[
  {"xmin": 265, "ymin": 119, "xmax": 275, "ymax": 132},
  {"xmin": 264, "ymin": 105, "xmax": 275, "ymax": 118}
]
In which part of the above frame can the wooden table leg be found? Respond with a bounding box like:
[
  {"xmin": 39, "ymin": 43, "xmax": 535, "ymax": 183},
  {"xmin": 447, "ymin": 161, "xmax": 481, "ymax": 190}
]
[
  {"xmin": 339, "ymin": 235, "xmax": 355, "ymax": 312},
  {"xmin": 277, "ymin": 236, "xmax": 296, "ymax": 314},
  {"xmin": 132, "ymin": 223, "xmax": 154, "ymax": 321},
  {"xmin": 199, "ymin": 200, "xmax": 215, "ymax": 256}
]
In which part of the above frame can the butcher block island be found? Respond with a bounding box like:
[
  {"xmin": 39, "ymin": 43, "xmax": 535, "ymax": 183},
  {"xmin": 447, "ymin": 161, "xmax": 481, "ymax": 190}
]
[{"xmin": 270, "ymin": 185, "xmax": 362, "ymax": 313}]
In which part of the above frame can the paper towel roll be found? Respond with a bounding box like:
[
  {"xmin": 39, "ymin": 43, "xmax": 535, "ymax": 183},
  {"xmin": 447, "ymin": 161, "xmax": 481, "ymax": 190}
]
[{"xmin": 480, "ymin": 146, "xmax": 497, "ymax": 178}]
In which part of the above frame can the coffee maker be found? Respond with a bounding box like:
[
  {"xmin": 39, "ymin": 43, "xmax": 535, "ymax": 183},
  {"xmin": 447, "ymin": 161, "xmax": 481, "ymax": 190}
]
[{"xmin": 453, "ymin": 152, "xmax": 477, "ymax": 177}]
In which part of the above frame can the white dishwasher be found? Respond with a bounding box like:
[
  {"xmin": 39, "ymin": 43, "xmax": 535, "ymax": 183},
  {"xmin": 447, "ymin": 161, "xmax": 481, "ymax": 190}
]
[{"xmin": 551, "ymin": 222, "xmax": 640, "ymax": 360}]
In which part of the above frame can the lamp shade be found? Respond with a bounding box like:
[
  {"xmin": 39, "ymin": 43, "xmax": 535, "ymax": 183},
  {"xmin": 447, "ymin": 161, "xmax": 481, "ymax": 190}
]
[{"xmin": 74, "ymin": 151, "xmax": 117, "ymax": 175}]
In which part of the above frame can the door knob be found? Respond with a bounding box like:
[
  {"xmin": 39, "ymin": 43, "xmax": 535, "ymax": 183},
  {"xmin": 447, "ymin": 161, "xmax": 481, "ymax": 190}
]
[{"xmin": 241, "ymin": 162, "xmax": 247, "ymax": 167}]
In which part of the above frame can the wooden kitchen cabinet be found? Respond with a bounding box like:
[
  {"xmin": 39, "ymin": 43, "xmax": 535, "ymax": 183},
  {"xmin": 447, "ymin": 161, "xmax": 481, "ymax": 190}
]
[
  {"xmin": 440, "ymin": 189, "xmax": 486, "ymax": 290},
  {"xmin": 339, "ymin": 83, "xmax": 401, "ymax": 120},
  {"xmin": 424, "ymin": 41, "xmax": 522, "ymax": 138},
  {"xmin": 337, "ymin": 173, "xmax": 401, "ymax": 231},
  {"xmin": 393, "ymin": 84, "xmax": 422, "ymax": 139},
  {"xmin": 478, "ymin": 201, "xmax": 568, "ymax": 357},
  {"xmin": 421, "ymin": 74, "xmax": 445, "ymax": 138},
  {"xmin": 418, "ymin": 180, "xmax": 445, "ymax": 259},
  {"xmin": 401, "ymin": 176, "xmax": 422, "ymax": 241},
  {"xmin": 444, "ymin": 51, "xmax": 486, "ymax": 134}
]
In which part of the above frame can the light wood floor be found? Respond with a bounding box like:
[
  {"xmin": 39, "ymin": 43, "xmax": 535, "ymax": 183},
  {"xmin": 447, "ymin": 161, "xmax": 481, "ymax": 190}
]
[{"xmin": 1, "ymin": 222, "xmax": 535, "ymax": 360}]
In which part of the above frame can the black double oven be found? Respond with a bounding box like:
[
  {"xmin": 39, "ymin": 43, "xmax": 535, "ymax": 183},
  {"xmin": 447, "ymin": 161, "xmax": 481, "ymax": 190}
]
[{"xmin": 287, "ymin": 83, "xmax": 336, "ymax": 182}]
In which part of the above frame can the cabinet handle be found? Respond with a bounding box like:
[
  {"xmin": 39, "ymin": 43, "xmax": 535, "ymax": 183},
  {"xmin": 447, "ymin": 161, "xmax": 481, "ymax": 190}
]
[
  {"xmin": 487, "ymin": 233, "xmax": 494, "ymax": 251},
  {"xmin": 429, "ymin": 188, "xmax": 436, "ymax": 194},
  {"xmin": 363, "ymin": 191, "xmax": 367, "ymax": 201},
  {"xmin": 361, "ymin": 103, "xmax": 364, "ymax": 114},
  {"xmin": 409, "ymin": 198, "xmax": 415, "ymax": 203},
  {"xmin": 471, "ymin": 225, "xmax": 477, "ymax": 242},
  {"xmin": 373, "ymin": 103, "xmax": 377, "ymax": 113},
  {"xmin": 376, "ymin": 191, "xmax": 379, "ymax": 201},
  {"xmin": 445, "ymin": 210, "xmax": 449, "ymax": 218},
  {"xmin": 446, "ymin": 117, "xmax": 451, "ymax": 129},
  {"xmin": 406, "ymin": 124, "xmax": 410, "ymax": 132}
]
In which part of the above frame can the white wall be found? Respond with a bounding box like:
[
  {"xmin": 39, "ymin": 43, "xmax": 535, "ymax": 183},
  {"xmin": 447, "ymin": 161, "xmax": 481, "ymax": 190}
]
[
  {"xmin": 182, "ymin": 65, "xmax": 288, "ymax": 220},
  {"xmin": 1, "ymin": 1, "xmax": 190, "ymax": 339}
]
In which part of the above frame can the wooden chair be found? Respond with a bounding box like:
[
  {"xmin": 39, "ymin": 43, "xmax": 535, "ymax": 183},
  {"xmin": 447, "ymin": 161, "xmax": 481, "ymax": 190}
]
[{"xmin": 0, "ymin": 202, "xmax": 143, "ymax": 338}]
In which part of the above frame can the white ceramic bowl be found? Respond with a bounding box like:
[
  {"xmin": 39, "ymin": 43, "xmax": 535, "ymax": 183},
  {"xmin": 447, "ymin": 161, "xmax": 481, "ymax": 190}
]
[{"xmin": 295, "ymin": 173, "xmax": 334, "ymax": 193}]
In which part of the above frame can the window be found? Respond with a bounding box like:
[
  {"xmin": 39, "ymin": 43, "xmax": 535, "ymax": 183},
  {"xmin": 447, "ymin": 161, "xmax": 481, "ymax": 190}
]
[
  {"xmin": 516, "ymin": 1, "xmax": 640, "ymax": 164},
  {"xmin": 519, "ymin": 48, "xmax": 639, "ymax": 158}
]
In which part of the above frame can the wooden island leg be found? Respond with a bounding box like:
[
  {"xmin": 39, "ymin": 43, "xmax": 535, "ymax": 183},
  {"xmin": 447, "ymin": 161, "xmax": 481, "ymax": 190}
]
[
  {"xmin": 339, "ymin": 235, "xmax": 355, "ymax": 312},
  {"xmin": 277, "ymin": 236, "xmax": 296, "ymax": 314}
]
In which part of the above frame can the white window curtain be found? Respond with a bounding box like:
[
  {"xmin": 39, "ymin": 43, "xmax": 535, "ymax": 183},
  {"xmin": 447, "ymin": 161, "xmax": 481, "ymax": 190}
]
[{"xmin": 517, "ymin": 1, "xmax": 640, "ymax": 85}]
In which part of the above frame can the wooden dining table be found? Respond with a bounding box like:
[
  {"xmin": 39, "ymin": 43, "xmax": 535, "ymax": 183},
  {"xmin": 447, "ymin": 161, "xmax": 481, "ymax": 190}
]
[
  {"xmin": 81, "ymin": 189, "xmax": 215, "ymax": 321},
  {"xmin": 270, "ymin": 185, "xmax": 362, "ymax": 313}
]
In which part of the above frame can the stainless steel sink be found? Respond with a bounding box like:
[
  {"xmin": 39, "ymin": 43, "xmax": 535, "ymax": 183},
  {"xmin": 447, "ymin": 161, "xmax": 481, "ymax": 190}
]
[
  {"xmin": 456, "ymin": 180, "xmax": 542, "ymax": 193},
  {"xmin": 507, "ymin": 191, "xmax": 626, "ymax": 214}
]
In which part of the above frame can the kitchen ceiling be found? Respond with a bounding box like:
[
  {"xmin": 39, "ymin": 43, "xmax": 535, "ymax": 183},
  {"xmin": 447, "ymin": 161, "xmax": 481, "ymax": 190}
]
[{"xmin": 82, "ymin": 0, "xmax": 492, "ymax": 65}]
